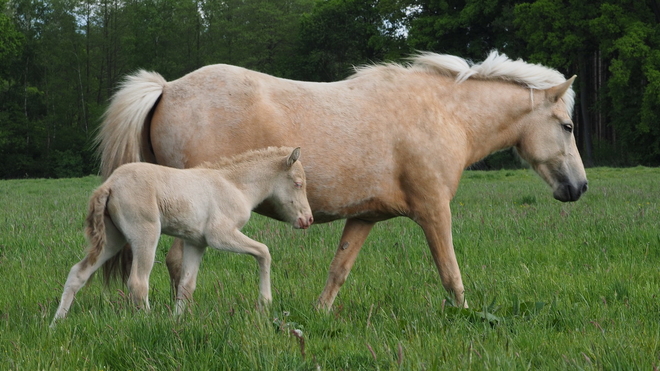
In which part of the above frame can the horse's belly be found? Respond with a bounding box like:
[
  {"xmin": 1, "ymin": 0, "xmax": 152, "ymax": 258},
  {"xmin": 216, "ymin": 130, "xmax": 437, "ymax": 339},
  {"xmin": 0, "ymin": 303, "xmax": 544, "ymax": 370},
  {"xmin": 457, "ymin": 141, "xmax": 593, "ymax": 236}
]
[{"xmin": 151, "ymin": 81, "xmax": 408, "ymax": 222}]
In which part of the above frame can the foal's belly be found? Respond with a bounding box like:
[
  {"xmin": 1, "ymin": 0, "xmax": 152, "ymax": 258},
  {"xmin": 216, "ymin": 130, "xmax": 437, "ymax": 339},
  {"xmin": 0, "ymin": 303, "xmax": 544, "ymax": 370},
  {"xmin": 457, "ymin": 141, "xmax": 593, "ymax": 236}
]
[{"xmin": 161, "ymin": 224, "xmax": 205, "ymax": 246}]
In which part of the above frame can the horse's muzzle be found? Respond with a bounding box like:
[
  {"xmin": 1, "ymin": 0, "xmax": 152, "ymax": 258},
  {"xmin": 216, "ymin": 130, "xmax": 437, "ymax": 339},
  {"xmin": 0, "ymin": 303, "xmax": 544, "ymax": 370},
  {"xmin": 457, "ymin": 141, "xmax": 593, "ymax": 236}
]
[{"xmin": 554, "ymin": 181, "xmax": 588, "ymax": 202}]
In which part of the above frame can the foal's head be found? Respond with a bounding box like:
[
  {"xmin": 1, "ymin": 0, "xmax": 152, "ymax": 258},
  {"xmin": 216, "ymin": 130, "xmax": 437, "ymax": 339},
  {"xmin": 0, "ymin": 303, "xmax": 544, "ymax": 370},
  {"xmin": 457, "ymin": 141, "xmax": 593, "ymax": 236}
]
[
  {"xmin": 515, "ymin": 76, "xmax": 588, "ymax": 202},
  {"xmin": 270, "ymin": 147, "xmax": 314, "ymax": 229}
]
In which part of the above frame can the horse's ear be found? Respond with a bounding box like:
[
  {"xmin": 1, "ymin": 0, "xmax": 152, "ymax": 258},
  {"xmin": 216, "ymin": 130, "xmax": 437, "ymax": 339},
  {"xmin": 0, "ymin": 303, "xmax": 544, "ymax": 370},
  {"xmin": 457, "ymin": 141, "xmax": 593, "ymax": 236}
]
[
  {"xmin": 287, "ymin": 147, "xmax": 301, "ymax": 167},
  {"xmin": 546, "ymin": 75, "xmax": 576, "ymax": 103}
]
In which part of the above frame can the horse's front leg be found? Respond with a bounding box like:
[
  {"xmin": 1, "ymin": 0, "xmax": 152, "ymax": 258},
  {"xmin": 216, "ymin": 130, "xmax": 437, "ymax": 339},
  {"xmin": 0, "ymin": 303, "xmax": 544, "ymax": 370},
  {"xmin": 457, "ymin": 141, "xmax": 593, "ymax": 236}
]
[
  {"xmin": 316, "ymin": 218, "xmax": 375, "ymax": 311},
  {"xmin": 415, "ymin": 200, "xmax": 468, "ymax": 308}
]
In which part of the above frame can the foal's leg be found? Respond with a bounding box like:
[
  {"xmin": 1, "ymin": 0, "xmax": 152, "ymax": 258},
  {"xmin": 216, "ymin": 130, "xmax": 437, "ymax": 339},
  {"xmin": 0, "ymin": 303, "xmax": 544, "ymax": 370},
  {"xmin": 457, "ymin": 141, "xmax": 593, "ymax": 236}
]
[
  {"xmin": 165, "ymin": 238, "xmax": 184, "ymax": 300},
  {"xmin": 174, "ymin": 242, "xmax": 206, "ymax": 316},
  {"xmin": 206, "ymin": 228, "xmax": 272, "ymax": 309},
  {"xmin": 316, "ymin": 218, "xmax": 375, "ymax": 311},
  {"xmin": 124, "ymin": 223, "xmax": 160, "ymax": 311},
  {"xmin": 416, "ymin": 200, "xmax": 468, "ymax": 308},
  {"xmin": 52, "ymin": 218, "xmax": 126, "ymax": 325}
]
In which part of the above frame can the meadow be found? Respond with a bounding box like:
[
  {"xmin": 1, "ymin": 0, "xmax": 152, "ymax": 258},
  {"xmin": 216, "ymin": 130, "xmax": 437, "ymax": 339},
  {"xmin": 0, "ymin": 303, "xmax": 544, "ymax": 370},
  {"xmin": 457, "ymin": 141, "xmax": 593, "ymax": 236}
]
[{"xmin": 0, "ymin": 167, "xmax": 658, "ymax": 370}]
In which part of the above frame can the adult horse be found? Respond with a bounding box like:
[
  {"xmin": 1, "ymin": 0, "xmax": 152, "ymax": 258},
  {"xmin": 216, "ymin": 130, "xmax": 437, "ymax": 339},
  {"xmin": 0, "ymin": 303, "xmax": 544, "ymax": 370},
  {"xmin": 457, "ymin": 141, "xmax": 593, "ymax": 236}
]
[{"xmin": 97, "ymin": 51, "xmax": 588, "ymax": 309}]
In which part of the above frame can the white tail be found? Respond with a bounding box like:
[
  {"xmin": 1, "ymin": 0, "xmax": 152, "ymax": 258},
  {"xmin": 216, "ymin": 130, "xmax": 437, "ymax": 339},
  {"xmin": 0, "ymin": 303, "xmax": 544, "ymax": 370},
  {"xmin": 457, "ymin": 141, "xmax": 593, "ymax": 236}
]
[{"xmin": 97, "ymin": 70, "xmax": 167, "ymax": 179}]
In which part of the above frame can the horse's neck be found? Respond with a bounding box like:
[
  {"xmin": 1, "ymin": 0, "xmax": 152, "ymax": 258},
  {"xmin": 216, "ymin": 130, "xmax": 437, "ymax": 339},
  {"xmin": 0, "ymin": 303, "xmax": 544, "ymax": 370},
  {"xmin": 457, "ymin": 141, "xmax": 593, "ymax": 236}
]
[{"xmin": 455, "ymin": 82, "xmax": 535, "ymax": 166}]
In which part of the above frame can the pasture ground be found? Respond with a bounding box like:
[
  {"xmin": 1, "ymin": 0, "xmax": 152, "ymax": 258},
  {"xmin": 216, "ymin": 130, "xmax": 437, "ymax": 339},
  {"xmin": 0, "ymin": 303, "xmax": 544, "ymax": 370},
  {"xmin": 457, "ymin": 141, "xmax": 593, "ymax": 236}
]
[{"xmin": 0, "ymin": 167, "xmax": 658, "ymax": 369}]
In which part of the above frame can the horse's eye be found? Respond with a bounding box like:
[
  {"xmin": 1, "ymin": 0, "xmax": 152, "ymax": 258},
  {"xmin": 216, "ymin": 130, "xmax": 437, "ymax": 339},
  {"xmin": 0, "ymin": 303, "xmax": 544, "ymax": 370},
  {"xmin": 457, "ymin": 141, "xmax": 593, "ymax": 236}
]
[
  {"xmin": 562, "ymin": 123, "xmax": 573, "ymax": 133},
  {"xmin": 294, "ymin": 181, "xmax": 302, "ymax": 188}
]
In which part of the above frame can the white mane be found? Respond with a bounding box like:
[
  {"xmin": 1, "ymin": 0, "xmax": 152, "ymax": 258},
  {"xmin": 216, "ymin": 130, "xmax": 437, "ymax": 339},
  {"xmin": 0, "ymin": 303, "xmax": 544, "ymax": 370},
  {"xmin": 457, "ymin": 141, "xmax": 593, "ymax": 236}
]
[{"xmin": 411, "ymin": 50, "xmax": 575, "ymax": 113}]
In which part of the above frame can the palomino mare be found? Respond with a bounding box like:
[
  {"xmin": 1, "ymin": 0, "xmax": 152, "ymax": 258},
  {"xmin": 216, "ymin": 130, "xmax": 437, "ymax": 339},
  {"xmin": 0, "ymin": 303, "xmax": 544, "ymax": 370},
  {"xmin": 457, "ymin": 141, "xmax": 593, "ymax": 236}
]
[
  {"xmin": 96, "ymin": 51, "xmax": 588, "ymax": 310},
  {"xmin": 51, "ymin": 147, "xmax": 313, "ymax": 325}
]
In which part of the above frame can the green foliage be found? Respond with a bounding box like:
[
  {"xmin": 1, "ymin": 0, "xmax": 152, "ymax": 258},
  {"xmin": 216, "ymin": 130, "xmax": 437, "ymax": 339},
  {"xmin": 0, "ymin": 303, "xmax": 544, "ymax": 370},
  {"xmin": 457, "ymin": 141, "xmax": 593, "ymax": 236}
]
[
  {"xmin": 51, "ymin": 150, "xmax": 85, "ymax": 178},
  {"xmin": 0, "ymin": 0, "xmax": 23, "ymax": 76},
  {"xmin": 296, "ymin": 0, "xmax": 410, "ymax": 81},
  {"xmin": 515, "ymin": 0, "xmax": 660, "ymax": 165},
  {"xmin": 408, "ymin": 0, "xmax": 522, "ymax": 59},
  {"xmin": 1, "ymin": 168, "xmax": 659, "ymax": 368},
  {"xmin": 2, "ymin": 0, "xmax": 660, "ymax": 177}
]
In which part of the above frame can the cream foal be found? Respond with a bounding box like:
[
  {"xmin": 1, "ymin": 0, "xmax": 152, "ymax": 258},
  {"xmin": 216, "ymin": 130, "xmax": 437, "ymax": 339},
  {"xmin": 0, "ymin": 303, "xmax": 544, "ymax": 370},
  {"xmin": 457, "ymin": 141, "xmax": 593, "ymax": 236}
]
[{"xmin": 52, "ymin": 147, "xmax": 312, "ymax": 325}]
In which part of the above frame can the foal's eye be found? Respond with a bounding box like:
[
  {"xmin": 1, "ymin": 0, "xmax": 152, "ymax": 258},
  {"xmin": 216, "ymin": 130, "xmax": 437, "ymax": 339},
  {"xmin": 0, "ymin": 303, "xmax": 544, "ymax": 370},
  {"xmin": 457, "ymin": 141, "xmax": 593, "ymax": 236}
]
[
  {"xmin": 562, "ymin": 123, "xmax": 573, "ymax": 133},
  {"xmin": 294, "ymin": 181, "xmax": 303, "ymax": 188}
]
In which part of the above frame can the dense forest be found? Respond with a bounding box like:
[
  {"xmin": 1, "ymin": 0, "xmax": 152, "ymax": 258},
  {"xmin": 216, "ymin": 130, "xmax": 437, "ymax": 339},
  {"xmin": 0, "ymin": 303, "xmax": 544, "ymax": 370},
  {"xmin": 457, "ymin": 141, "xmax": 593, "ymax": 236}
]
[{"xmin": 1, "ymin": 0, "xmax": 659, "ymax": 178}]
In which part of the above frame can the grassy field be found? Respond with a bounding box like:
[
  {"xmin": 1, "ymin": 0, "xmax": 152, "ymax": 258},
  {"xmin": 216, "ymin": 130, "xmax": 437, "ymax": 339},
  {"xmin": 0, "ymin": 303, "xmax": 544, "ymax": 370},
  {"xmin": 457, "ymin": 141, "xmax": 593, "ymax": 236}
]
[{"xmin": 0, "ymin": 167, "xmax": 658, "ymax": 370}]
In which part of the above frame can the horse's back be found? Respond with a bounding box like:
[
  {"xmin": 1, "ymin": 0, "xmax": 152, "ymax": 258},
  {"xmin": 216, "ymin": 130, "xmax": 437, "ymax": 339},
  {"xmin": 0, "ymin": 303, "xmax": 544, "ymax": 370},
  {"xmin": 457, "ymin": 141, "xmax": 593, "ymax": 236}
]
[{"xmin": 148, "ymin": 64, "xmax": 461, "ymax": 221}]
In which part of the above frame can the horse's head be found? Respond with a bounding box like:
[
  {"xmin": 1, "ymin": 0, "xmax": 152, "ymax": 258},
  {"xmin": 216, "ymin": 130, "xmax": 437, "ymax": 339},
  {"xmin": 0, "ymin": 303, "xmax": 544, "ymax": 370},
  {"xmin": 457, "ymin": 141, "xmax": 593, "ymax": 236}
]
[
  {"xmin": 516, "ymin": 76, "xmax": 588, "ymax": 202},
  {"xmin": 271, "ymin": 147, "xmax": 314, "ymax": 229}
]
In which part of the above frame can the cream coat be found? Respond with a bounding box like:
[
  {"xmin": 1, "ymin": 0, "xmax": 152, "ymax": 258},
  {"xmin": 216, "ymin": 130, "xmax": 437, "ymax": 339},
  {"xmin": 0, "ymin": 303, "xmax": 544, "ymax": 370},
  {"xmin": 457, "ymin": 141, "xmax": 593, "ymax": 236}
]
[{"xmin": 52, "ymin": 147, "xmax": 312, "ymax": 325}]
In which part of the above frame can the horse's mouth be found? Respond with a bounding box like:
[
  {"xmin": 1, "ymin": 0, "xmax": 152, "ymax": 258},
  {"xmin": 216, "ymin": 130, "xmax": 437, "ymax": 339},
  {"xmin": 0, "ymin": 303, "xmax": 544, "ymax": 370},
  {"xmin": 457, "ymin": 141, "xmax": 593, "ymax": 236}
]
[{"xmin": 553, "ymin": 181, "xmax": 588, "ymax": 202}]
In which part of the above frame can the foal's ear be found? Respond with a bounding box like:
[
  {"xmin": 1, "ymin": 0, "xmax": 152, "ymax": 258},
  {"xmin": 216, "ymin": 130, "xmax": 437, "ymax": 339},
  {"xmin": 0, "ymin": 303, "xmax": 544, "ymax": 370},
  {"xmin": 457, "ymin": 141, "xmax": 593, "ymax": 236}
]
[
  {"xmin": 287, "ymin": 147, "xmax": 301, "ymax": 167},
  {"xmin": 545, "ymin": 75, "xmax": 576, "ymax": 103}
]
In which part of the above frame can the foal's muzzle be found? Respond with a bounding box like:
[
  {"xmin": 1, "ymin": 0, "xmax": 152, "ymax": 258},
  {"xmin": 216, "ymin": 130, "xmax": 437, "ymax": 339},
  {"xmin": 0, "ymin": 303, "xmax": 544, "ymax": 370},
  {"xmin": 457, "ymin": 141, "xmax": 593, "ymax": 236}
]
[
  {"xmin": 296, "ymin": 215, "xmax": 314, "ymax": 229},
  {"xmin": 553, "ymin": 181, "xmax": 588, "ymax": 202}
]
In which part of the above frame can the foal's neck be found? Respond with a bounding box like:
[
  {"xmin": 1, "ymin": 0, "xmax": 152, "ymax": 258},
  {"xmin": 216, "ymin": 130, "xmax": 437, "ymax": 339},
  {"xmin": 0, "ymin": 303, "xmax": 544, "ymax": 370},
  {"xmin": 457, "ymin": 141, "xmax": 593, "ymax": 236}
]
[{"xmin": 221, "ymin": 160, "xmax": 279, "ymax": 206}]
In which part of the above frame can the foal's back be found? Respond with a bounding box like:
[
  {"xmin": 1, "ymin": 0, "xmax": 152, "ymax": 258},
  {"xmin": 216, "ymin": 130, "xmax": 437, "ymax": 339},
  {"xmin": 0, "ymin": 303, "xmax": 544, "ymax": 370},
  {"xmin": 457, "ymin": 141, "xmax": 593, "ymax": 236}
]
[{"xmin": 106, "ymin": 163, "xmax": 248, "ymax": 243}]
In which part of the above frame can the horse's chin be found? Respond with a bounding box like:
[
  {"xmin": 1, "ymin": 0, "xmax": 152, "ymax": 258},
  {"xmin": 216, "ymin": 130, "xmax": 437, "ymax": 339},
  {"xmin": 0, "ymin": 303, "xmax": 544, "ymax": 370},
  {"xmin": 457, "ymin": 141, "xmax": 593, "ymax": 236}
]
[{"xmin": 553, "ymin": 181, "xmax": 588, "ymax": 202}]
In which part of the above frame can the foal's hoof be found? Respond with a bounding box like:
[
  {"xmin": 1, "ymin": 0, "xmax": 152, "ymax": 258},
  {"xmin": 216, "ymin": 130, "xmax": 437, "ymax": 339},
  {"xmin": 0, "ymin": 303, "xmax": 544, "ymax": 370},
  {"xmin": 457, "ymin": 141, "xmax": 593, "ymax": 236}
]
[
  {"xmin": 257, "ymin": 302, "xmax": 272, "ymax": 313},
  {"xmin": 314, "ymin": 300, "xmax": 333, "ymax": 313},
  {"xmin": 49, "ymin": 318, "xmax": 61, "ymax": 329}
]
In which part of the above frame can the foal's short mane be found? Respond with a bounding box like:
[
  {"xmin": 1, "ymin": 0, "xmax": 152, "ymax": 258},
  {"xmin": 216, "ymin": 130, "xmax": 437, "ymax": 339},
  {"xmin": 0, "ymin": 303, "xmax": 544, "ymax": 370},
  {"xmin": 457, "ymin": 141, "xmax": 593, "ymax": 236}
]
[
  {"xmin": 352, "ymin": 50, "xmax": 575, "ymax": 113},
  {"xmin": 196, "ymin": 146, "xmax": 292, "ymax": 170}
]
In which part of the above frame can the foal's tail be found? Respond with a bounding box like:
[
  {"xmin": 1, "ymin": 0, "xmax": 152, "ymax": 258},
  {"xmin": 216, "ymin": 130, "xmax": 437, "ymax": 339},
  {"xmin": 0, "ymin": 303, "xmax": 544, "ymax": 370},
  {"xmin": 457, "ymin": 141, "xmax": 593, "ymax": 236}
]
[
  {"xmin": 85, "ymin": 184, "xmax": 133, "ymax": 286},
  {"xmin": 85, "ymin": 185, "xmax": 110, "ymax": 268},
  {"xmin": 96, "ymin": 70, "xmax": 167, "ymax": 179}
]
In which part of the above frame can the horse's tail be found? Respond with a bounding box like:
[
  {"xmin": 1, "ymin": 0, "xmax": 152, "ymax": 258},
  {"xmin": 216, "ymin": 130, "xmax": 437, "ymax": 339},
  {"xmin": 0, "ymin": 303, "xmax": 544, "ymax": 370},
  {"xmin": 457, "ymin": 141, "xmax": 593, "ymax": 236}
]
[{"xmin": 96, "ymin": 70, "xmax": 167, "ymax": 179}]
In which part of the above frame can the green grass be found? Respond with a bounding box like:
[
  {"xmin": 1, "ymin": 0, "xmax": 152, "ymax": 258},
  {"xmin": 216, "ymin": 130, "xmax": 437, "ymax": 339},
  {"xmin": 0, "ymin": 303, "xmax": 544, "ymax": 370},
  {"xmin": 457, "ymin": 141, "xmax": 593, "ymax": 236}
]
[{"xmin": 1, "ymin": 167, "xmax": 659, "ymax": 369}]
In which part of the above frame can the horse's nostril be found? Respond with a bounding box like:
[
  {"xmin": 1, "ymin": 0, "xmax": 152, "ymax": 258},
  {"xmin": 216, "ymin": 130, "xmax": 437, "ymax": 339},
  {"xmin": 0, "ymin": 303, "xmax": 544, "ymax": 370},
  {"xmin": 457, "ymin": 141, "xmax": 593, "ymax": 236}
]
[{"xmin": 581, "ymin": 182, "xmax": 588, "ymax": 193}]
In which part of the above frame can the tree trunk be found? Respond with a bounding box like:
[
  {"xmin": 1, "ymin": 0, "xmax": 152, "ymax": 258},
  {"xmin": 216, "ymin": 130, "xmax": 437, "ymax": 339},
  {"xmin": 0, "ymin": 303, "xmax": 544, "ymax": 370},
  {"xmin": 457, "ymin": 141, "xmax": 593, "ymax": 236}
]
[
  {"xmin": 578, "ymin": 54, "xmax": 594, "ymax": 167},
  {"xmin": 650, "ymin": 0, "xmax": 660, "ymax": 23}
]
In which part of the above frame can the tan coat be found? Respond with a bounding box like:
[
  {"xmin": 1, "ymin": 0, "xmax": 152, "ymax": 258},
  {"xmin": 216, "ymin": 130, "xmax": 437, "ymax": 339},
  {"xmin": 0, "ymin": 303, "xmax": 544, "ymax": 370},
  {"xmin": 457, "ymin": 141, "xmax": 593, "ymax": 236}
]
[{"xmin": 96, "ymin": 51, "xmax": 587, "ymax": 310}]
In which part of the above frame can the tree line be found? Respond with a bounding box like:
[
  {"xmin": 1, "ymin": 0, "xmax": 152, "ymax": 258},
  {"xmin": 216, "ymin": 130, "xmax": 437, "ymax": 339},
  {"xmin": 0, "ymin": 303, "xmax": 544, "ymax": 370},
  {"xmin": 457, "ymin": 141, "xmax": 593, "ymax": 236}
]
[{"xmin": 1, "ymin": 0, "xmax": 659, "ymax": 178}]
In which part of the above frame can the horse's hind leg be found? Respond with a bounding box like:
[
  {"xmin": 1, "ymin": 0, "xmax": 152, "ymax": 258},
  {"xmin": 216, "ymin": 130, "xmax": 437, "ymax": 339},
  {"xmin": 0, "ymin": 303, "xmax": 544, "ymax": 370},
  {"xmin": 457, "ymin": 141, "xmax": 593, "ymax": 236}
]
[
  {"xmin": 174, "ymin": 242, "xmax": 206, "ymax": 316},
  {"xmin": 52, "ymin": 218, "xmax": 126, "ymax": 325},
  {"xmin": 316, "ymin": 218, "xmax": 375, "ymax": 311},
  {"xmin": 124, "ymin": 224, "xmax": 160, "ymax": 311}
]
